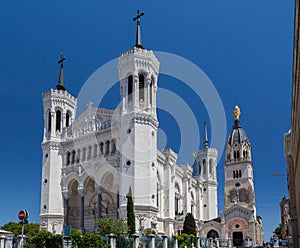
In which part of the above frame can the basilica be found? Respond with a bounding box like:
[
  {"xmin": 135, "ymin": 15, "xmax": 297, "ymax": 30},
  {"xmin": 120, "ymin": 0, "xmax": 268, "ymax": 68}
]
[{"xmin": 39, "ymin": 12, "xmax": 263, "ymax": 246}]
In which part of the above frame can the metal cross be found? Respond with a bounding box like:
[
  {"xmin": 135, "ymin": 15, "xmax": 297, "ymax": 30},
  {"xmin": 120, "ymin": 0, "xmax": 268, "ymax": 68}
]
[
  {"xmin": 58, "ymin": 54, "xmax": 66, "ymax": 66},
  {"xmin": 133, "ymin": 9, "xmax": 144, "ymax": 23}
]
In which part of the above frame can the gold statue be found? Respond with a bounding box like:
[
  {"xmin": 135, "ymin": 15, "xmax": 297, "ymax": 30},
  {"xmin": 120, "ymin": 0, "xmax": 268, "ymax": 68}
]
[{"xmin": 233, "ymin": 105, "xmax": 241, "ymax": 120}]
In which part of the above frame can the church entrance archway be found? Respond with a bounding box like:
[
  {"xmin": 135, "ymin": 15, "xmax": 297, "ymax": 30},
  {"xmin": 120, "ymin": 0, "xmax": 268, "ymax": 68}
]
[
  {"xmin": 207, "ymin": 229, "xmax": 219, "ymax": 239},
  {"xmin": 233, "ymin": 231, "xmax": 243, "ymax": 246}
]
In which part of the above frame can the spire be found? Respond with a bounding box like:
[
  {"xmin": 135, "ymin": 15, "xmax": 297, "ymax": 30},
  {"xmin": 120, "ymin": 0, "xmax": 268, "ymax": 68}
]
[
  {"xmin": 204, "ymin": 121, "xmax": 209, "ymax": 148},
  {"xmin": 56, "ymin": 54, "xmax": 66, "ymax": 91},
  {"xmin": 133, "ymin": 9, "xmax": 144, "ymax": 49},
  {"xmin": 233, "ymin": 105, "xmax": 242, "ymax": 129}
]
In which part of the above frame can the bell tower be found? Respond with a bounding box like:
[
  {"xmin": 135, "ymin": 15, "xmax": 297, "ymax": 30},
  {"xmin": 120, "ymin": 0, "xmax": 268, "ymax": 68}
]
[
  {"xmin": 224, "ymin": 106, "xmax": 256, "ymax": 214},
  {"xmin": 193, "ymin": 122, "xmax": 218, "ymax": 221},
  {"xmin": 40, "ymin": 55, "xmax": 77, "ymax": 233},
  {"xmin": 118, "ymin": 10, "xmax": 160, "ymax": 229}
]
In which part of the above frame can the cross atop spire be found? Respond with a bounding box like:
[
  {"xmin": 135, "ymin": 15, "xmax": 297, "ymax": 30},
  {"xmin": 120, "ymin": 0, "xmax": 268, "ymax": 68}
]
[
  {"xmin": 56, "ymin": 54, "xmax": 66, "ymax": 91},
  {"xmin": 133, "ymin": 9, "xmax": 144, "ymax": 49},
  {"xmin": 204, "ymin": 121, "xmax": 209, "ymax": 148}
]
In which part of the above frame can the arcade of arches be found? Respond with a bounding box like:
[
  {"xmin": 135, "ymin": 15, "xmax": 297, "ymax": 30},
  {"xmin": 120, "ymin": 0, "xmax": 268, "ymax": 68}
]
[{"xmin": 63, "ymin": 174, "xmax": 118, "ymax": 233}]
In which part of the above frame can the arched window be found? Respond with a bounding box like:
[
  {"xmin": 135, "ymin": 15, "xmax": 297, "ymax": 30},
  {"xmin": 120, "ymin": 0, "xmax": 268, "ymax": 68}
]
[
  {"xmin": 203, "ymin": 159, "xmax": 206, "ymax": 175},
  {"xmin": 87, "ymin": 146, "xmax": 92, "ymax": 160},
  {"xmin": 128, "ymin": 75, "xmax": 133, "ymax": 103},
  {"xmin": 243, "ymin": 150, "xmax": 246, "ymax": 158},
  {"xmin": 66, "ymin": 112, "xmax": 70, "ymax": 127},
  {"xmin": 56, "ymin": 110, "xmax": 61, "ymax": 132},
  {"xmin": 139, "ymin": 74, "xmax": 145, "ymax": 102},
  {"xmin": 48, "ymin": 111, "xmax": 51, "ymax": 132},
  {"xmin": 93, "ymin": 144, "xmax": 98, "ymax": 158},
  {"xmin": 105, "ymin": 140, "xmax": 110, "ymax": 155},
  {"xmin": 150, "ymin": 77, "xmax": 154, "ymax": 105},
  {"xmin": 99, "ymin": 142, "xmax": 104, "ymax": 155},
  {"xmin": 66, "ymin": 151, "xmax": 71, "ymax": 165},
  {"xmin": 198, "ymin": 161, "xmax": 201, "ymax": 176},
  {"xmin": 76, "ymin": 149, "xmax": 80, "ymax": 163},
  {"xmin": 175, "ymin": 183, "xmax": 181, "ymax": 216},
  {"xmin": 207, "ymin": 230, "xmax": 219, "ymax": 239},
  {"xmin": 82, "ymin": 147, "xmax": 86, "ymax": 161},
  {"xmin": 237, "ymin": 151, "xmax": 240, "ymax": 159},
  {"xmin": 234, "ymin": 151, "xmax": 237, "ymax": 159},
  {"xmin": 209, "ymin": 159, "xmax": 213, "ymax": 175},
  {"xmin": 233, "ymin": 171, "xmax": 235, "ymax": 179},
  {"xmin": 71, "ymin": 150, "xmax": 75, "ymax": 164},
  {"xmin": 111, "ymin": 139, "xmax": 116, "ymax": 153},
  {"xmin": 239, "ymin": 170, "xmax": 242, "ymax": 178}
]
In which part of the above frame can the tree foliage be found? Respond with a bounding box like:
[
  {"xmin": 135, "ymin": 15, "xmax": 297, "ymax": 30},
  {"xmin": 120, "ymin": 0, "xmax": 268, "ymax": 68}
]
[
  {"xmin": 95, "ymin": 217, "xmax": 128, "ymax": 236},
  {"xmin": 27, "ymin": 230, "xmax": 62, "ymax": 248},
  {"xmin": 127, "ymin": 187, "xmax": 136, "ymax": 235},
  {"xmin": 183, "ymin": 213, "xmax": 196, "ymax": 236},
  {"xmin": 1, "ymin": 222, "xmax": 40, "ymax": 237},
  {"xmin": 274, "ymin": 223, "xmax": 282, "ymax": 238},
  {"xmin": 177, "ymin": 233, "xmax": 196, "ymax": 248},
  {"xmin": 25, "ymin": 229, "xmax": 109, "ymax": 248}
]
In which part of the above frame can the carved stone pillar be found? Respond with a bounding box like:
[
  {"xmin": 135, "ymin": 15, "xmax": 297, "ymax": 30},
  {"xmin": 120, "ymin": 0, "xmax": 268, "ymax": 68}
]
[
  {"xmin": 95, "ymin": 183, "xmax": 102, "ymax": 220},
  {"xmin": 78, "ymin": 186, "xmax": 86, "ymax": 234},
  {"xmin": 62, "ymin": 189, "xmax": 72, "ymax": 226}
]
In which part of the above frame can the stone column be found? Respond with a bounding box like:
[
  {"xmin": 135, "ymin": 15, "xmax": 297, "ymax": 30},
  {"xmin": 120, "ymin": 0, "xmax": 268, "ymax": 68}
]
[
  {"xmin": 51, "ymin": 112, "xmax": 55, "ymax": 137},
  {"xmin": 95, "ymin": 183, "xmax": 102, "ymax": 219},
  {"xmin": 174, "ymin": 238, "xmax": 178, "ymax": 248},
  {"xmin": 78, "ymin": 186, "xmax": 86, "ymax": 234},
  {"xmin": 215, "ymin": 238, "xmax": 219, "ymax": 248},
  {"xmin": 162, "ymin": 235, "xmax": 168, "ymax": 248},
  {"xmin": 108, "ymin": 233, "xmax": 116, "ymax": 248},
  {"xmin": 148, "ymin": 234, "xmax": 155, "ymax": 248},
  {"xmin": 228, "ymin": 238, "xmax": 232, "ymax": 248},
  {"xmin": 132, "ymin": 234, "xmax": 140, "ymax": 248},
  {"xmin": 62, "ymin": 189, "xmax": 72, "ymax": 226},
  {"xmin": 146, "ymin": 76, "xmax": 150, "ymax": 109},
  {"xmin": 196, "ymin": 237, "xmax": 200, "ymax": 248}
]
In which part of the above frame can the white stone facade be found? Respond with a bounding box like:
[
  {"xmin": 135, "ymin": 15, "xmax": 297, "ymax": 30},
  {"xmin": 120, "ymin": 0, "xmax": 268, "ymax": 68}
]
[
  {"xmin": 39, "ymin": 47, "xmax": 219, "ymax": 236},
  {"xmin": 199, "ymin": 108, "xmax": 264, "ymax": 247}
]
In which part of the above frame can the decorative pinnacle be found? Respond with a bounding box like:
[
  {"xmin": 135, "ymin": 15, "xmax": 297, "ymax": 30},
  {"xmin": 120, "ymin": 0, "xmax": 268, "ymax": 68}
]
[
  {"xmin": 204, "ymin": 121, "xmax": 209, "ymax": 148},
  {"xmin": 56, "ymin": 54, "xmax": 66, "ymax": 91},
  {"xmin": 133, "ymin": 9, "xmax": 144, "ymax": 49},
  {"xmin": 233, "ymin": 105, "xmax": 241, "ymax": 120}
]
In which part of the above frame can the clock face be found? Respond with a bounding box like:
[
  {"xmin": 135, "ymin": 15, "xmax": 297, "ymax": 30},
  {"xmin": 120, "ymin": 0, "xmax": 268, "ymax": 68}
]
[{"xmin": 235, "ymin": 182, "xmax": 241, "ymax": 187}]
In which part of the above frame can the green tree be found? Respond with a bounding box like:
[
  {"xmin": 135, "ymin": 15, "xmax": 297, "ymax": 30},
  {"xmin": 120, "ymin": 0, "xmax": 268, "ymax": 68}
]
[
  {"xmin": 274, "ymin": 224, "xmax": 282, "ymax": 238},
  {"xmin": 28, "ymin": 230, "xmax": 62, "ymax": 248},
  {"xmin": 127, "ymin": 187, "xmax": 136, "ymax": 235},
  {"xmin": 95, "ymin": 217, "xmax": 128, "ymax": 236},
  {"xmin": 1, "ymin": 222, "xmax": 40, "ymax": 237},
  {"xmin": 183, "ymin": 213, "xmax": 196, "ymax": 236},
  {"xmin": 26, "ymin": 229, "xmax": 109, "ymax": 248},
  {"xmin": 82, "ymin": 232, "xmax": 108, "ymax": 248}
]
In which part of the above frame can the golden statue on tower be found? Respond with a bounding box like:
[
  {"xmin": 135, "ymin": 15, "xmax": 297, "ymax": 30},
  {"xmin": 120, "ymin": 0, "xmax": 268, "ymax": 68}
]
[{"xmin": 233, "ymin": 105, "xmax": 241, "ymax": 120}]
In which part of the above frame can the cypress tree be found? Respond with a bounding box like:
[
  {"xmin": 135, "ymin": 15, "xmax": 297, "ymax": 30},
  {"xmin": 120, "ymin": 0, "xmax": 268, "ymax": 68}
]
[
  {"xmin": 183, "ymin": 212, "xmax": 196, "ymax": 236},
  {"xmin": 126, "ymin": 186, "xmax": 136, "ymax": 235}
]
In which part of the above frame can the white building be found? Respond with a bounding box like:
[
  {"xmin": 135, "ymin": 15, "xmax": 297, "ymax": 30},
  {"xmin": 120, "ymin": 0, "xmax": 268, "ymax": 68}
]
[{"xmin": 39, "ymin": 14, "xmax": 219, "ymax": 236}]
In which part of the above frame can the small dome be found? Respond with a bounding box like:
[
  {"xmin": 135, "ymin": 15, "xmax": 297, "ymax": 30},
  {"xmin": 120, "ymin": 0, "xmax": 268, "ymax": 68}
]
[{"xmin": 227, "ymin": 119, "xmax": 249, "ymax": 146}]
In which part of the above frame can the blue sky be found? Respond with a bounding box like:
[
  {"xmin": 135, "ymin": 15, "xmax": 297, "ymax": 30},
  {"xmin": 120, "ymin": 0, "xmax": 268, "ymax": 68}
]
[{"xmin": 0, "ymin": 0, "xmax": 294, "ymax": 241}]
